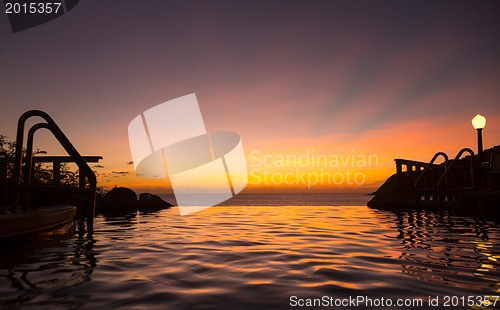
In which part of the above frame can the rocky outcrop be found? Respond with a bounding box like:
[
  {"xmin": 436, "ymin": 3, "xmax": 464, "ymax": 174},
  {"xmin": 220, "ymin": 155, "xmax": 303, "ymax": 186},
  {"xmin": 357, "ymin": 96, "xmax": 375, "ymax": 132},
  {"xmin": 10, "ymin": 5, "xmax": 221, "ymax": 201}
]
[
  {"xmin": 138, "ymin": 193, "xmax": 173, "ymax": 211},
  {"xmin": 101, "ymin": 187, "xmax": 137, "ymax": 212},
  {"xmin": 367, "ymin": 173, "xmax": 414, "ymax": 210},
  {"xmin": 98, "ymin": 187, "xmax": 173, "ymax": 214}
]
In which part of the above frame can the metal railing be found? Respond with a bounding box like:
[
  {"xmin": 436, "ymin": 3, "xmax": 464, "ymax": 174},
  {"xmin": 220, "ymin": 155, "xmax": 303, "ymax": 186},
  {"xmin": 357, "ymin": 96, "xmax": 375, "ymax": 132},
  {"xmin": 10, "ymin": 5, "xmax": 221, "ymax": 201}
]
[
  {"xmin": 415, "ymin": 152, "xmax": 448, "ymax": 206},
  {"xmin": 9, "ymin": 110, "xmax": 100, "ymax": 233},
  {"xmin": 437, "ymin": 148, "xmax": 475, "ymax": 210},
  {"xmin": 394, "ymin": 158, "xmax": 428, "ymax": 194},
  {"xmin": 0, "ymin": 156, "xmax": 101, "ymax": 206}
]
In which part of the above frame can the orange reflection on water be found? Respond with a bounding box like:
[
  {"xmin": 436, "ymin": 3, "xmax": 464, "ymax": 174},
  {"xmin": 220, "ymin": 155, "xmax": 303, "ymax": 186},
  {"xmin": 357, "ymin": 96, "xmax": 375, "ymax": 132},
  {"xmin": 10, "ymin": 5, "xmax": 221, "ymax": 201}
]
[{"xmin": 89, "ymin": 205, "xmax": 500, "ymax": 303}]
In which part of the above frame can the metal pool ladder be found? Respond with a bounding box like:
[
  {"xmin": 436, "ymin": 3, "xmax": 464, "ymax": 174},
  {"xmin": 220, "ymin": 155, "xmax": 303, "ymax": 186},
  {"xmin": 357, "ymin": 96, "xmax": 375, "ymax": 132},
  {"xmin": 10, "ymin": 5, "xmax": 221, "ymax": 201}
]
[{"xmin": 6, "ymin": 110, "xmax": 101, "ymax": 234}]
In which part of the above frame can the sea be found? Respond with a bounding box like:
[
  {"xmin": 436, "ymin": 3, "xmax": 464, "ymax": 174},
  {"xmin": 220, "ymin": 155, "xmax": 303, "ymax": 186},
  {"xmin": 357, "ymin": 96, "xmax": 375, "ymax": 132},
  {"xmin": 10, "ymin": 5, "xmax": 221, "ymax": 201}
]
[{"xmin": 0, "ymin": 193, "xmax": 499, "ymax": 309}]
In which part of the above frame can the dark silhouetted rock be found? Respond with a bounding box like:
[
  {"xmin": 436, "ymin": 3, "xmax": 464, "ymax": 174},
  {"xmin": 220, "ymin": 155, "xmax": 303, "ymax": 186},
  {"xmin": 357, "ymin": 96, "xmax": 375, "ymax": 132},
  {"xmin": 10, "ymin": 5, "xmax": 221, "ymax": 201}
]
[
  {"xmin": 367, "ymin": 174, "xmax": 410, "ymax": 210},
  {"xmin": 101, "ymin": 187, "xmax": 138, "ymax": 212},
  {"xmin": 138, "ymin": 193, "xmax": 173, "ymax": 211}
]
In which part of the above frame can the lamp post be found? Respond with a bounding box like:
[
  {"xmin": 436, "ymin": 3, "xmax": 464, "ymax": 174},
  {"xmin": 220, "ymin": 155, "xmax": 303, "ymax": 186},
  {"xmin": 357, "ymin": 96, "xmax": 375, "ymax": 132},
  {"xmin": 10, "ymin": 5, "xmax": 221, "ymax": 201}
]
[
  {"xmin": 472, "ymin": 114, "xmax": 486, "ymax": 165},
  {"xmin": 472, "ymin": 114, "xmax": 486, "ymax": 189}
]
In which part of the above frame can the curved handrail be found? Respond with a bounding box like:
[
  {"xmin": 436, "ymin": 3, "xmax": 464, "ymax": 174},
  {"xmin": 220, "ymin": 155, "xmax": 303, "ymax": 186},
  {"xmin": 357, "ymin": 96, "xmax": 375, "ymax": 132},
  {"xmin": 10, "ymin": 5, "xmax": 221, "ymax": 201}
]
[
  {"xmin": 25, "ymin": 123, "xmax": 98, "ymax": 185},
  {"xmin": 415, "ymin": 152, "xmax": 448, "ymax": 189},
  {"xmin": 414, "ymin": 152, "xmax": 448, "ymax": 206},
  {"xmin": 22, "ymin": 123, "xmax": 52, "ymax": 211},
  {"xmin": 25, "ymin": 123, "xmax": 52, "ymax": 185},
  {"xmin": 12, "ymin": 110, "xmax": 97, "ymax": 232},
  {"xmin": 437, "ymin": 148, "xmax": 475, "ymax": 206},
  {"xmin": 24, "ymin": 123, "xmax": 97, "ymax": 208}
]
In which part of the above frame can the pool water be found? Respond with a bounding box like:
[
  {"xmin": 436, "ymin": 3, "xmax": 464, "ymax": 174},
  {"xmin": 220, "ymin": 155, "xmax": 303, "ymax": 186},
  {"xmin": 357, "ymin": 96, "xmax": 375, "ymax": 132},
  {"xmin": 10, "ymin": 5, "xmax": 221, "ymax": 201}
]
[{"xmin": 1, "ymin": 197, "xmax": 499, "ymax": 309}]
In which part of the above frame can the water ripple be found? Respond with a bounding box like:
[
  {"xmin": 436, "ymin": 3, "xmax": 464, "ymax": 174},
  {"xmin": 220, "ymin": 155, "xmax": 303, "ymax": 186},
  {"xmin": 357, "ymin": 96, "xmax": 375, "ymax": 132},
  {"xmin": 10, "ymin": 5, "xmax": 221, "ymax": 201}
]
[{"xmin": 1, "ymin": 205, "xmax": 500, "ymax": 309}]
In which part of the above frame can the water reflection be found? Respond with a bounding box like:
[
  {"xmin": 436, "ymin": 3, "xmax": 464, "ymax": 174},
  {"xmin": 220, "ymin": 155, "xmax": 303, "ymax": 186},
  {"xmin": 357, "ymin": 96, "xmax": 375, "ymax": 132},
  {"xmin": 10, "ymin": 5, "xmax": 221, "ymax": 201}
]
[
  {"xmin": 0, "ymin": 222, "xmax": 97, "ymax": 308},
  {"xmin": 1, "ymin": 206, "xmax": 500, "ymax": 309},
  {"xmin": 388, "ymin": 210, "xmax": 500, "ymax": 297},
  {"xmin": 102, "ymin": 211, "xmax": 138, "ymax": 227},
  {"xmin": 100, "ymin": 209, "xmax": 164, "ymax": 228}
]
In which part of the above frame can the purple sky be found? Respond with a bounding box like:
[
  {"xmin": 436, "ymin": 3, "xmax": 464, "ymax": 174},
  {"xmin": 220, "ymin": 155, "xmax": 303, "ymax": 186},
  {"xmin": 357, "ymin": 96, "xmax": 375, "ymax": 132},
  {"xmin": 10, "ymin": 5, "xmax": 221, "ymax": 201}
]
[{"xmin": 1, "ymin": 1, "xmax": 499, "ymax": 192}]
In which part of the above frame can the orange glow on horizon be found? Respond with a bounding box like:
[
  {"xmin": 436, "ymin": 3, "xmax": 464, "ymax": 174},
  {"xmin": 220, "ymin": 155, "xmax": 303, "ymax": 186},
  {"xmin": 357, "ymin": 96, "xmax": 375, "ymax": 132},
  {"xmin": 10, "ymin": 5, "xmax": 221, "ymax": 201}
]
[{"xmin": 98, "ymin": 114, "xmax": 500, "ymax": 194}]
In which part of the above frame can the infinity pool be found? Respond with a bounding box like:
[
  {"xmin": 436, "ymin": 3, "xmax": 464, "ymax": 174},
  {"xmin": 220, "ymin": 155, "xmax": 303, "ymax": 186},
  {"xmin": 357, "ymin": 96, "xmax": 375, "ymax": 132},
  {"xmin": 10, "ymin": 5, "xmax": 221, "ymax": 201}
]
[{"xmin": 1, "ymin": 201, "xmax": 499, "ymax": 309}]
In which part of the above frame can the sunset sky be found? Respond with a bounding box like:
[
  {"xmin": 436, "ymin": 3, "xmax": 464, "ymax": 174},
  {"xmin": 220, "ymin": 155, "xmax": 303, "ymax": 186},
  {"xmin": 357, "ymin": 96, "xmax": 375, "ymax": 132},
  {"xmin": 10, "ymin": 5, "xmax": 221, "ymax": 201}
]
[{"xmin": 1, "ymin": 1, "xmax": 499, "ymax": 194}]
